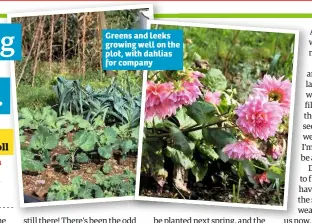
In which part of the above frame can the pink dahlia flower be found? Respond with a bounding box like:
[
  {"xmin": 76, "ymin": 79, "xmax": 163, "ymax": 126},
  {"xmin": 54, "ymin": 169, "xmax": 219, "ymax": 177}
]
[
  {"xmin": 253, "ymin": 75, "xmax": 291, "ymax": 115},
  {"xmin": 204, "ymin": 90, "xmax": 221, "ymax": 106},
  {"xmin": 145, "ymin": 81, "xmax": 176, "ymax": 120},
  {"xmin": 254, "ymin": 172, "xmax": 270, "ymax": 185},
  {"xmin": 170, "ymin": 71, "xmax": 204, "ymax": 108},
  {"xmin": 267, "ymin": 144, "xmax": 283, "ymax": 159},
  {"xmin": 192, "ymin": 71, "xmax": 205, "ymax": 78},
  {"xmin": 235, "ymin": 95, "xmax": 283, "ymax": 140},
  {"xmin": 222, "ymin": 139, "xmax": 264, "ymax": 160}
]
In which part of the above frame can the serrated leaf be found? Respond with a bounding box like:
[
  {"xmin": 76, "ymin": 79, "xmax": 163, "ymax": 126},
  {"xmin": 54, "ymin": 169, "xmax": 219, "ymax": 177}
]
[{"xmin": 93, "ymin": 116, "xmax": 104, "ymax": 128}]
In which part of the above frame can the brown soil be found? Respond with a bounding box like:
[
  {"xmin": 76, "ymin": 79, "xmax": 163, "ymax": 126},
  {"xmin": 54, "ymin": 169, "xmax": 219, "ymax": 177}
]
[
  {"xmin": 139, "ymin": 175, "xmax": 283, "ymax": 206},
  {"xmin": 23, "ymin": 145, "xmax": 137, "ymax": 201}
]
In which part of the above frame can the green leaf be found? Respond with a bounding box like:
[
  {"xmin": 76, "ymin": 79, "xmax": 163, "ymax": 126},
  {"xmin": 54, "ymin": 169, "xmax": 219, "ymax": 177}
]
[
  {"xmin": 203, "ymin": 68, "xmax": 227, "ymax": 91},
  {"xmin": 56, "ymin": 154, "xmax": 71, "ymax": 166},
  {"xmin": 241, "ymin": 160, "xmax": 257, "ymax": 184},
  {"xmin": 78, "ymin": 187, "xmax": 93, "ymax": 199},
  {"xmin": 267, "ymin": 166, "xmax": 285, "ymax": 182},
  {"xmin": 268, "ymin": 52, "xmax": 281, "ymax": 74},
  {"xmin": 98, "ymin": 145, "xmax": 113, "ymax": 159},
  {"xmin": 76, "ymin": 152, "xmax": 89, "ymax": 163},
  {"xmin": 198, "ymin": 144, "xmax": 219, "ymax": 160},
  {"xmin": 203, "ymin": 128, "xmax": 236, "ymax": 163},
  {"xmin": 102, "ymin": 163, "xmax": 112, "ymax": 174},
  {"xmin": 44, "ymin": 115, "xmax": 57, "ymax": 128},
  {"xmin": 73, "ymin": 131, "xmax": 97, "ymax": 152},
  {"xmin": 64, "ymin": 125, "xmax": 74, "ymax": 133},
  {"xmin": 62, "ymin": 138, "xmax": 71, "ymax": 149},
  {"xmin": 186, "ymin": 101, "xmax": 216, "ymax": 124},
  {"xmin": 93, "ymin": 116, "xmax": 104, "ymax": 128},
  {"xmin": 21, "ymin": 150, "xmax": 45, "ymax": 172},
  {"xmin": 203, "ymin": 128, "xmax": 236, "ymax": 148},
  {"xmin": 238, "ymin": 162, "xmax": 245, "ymax": 179},
  {"xmin": 165, "ymin": 146, "xmax": 194, "ymax": 169},
  {"xmin": 29, "ymin": 126, "xmax": 59, "ymax": 151},
  {"xmin": 120, "ymin": 140, "xmax": 135, "ymax": 155},
  {"xmin": 131, "ymin": 126, "xmax": 140, "ymax": 140},
  {"xmin": 175, "ymin": 108, "xmax": 196, "ymax": 128},
  {"xmin": 20, "ymin": 107, "xmax": 33, "ymax": 121},
  {"xmin": 63, "ymin": 164, "xmax": 73, "ymax": 173},
  {"xmin": 94, "ymin": 185, "xmax": 104, "ymax": 198},
  {"xmin": 169, "ymin": 127, "xmax": 193, "ymax": 157},
  {"xmin": 192, "ymin": 161, "xmax": 208, "ymax": 182},
  {"xmin": 41, "ymin": 150, "xmax": 51, "ymax": 165},
  {"xmin": 45, "ymin": 135, "xmax": 59, "ymax": 150},
  {"xmin": 100, "ymin": 127, "xmax": 117, "ymax": 145},
  {"xmin": 76, "ymin": 118, "xmax": 91, "ymax": 129}
]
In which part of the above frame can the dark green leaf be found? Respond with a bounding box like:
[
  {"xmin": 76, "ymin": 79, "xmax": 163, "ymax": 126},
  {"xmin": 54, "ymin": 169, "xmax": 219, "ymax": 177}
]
[
  {"xmin": 198, "ymin": 144, "xmax": 219, "ymax": 160},
  {"xmin": 186, "ymin": 101, "xmax": 216, "ymax": 124},
  {"xmin": 192, "ymin": 161, "xmax": 208, "ymax": 182},
  {"xmin": 165, "ymin": 146, "xmax": 194, "ymax": 169},
  {"xmin": 203, "ymin": 128, "xmax": 236, "ymax": 148},
  {"xmin": 169, "ymin": 127, "xmax": 193, "ymax": 157}
]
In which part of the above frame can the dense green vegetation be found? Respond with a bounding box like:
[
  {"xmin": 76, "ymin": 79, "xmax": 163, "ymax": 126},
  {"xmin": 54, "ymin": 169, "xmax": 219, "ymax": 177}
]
[{"xmin": 19, "ymin": 71, "xmax": 141, "ymax": 201}]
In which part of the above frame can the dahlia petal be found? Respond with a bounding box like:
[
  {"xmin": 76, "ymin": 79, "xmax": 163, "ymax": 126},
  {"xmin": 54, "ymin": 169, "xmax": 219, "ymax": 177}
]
[
  {"xmin": 252, "ymin": 74, "xmax": 291, "ymax": 115},
  {"xmin": 204, "ymin": 90, "xmax": 221, "ymax": 106},
  {"xmin": 235, "ymin": 95, "xmax": 283, "ymax": 140},
  {"xmin": 222, "ymin": 139, "xmax": 264, "ymax": 160}
]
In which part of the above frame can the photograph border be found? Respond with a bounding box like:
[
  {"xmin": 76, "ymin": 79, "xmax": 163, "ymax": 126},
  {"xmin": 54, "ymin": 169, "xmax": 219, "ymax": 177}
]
[
  {"xmin": 8, "ymin": 3, "xmax": 154, "ymax": 208},
  {"xmin": 135, "ymin": 19, "xmax": 299, "ymax": 211}
]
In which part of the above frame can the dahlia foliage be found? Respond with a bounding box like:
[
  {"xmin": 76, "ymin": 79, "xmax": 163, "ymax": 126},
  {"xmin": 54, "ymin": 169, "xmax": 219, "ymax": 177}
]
[{"xmin": 144, "ymin": 71, "xmax": 291, "ymax": 187}]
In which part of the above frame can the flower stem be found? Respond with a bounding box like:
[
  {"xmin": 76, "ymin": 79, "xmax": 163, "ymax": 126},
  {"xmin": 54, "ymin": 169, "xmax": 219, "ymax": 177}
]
[{"xmin": 146, "ymin": 119, "xmax": 225, "ymax": 138}]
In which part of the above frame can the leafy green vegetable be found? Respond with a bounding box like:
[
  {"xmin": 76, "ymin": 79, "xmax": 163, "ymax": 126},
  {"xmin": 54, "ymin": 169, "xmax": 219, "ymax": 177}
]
[{"xmin": 73, "ymin": 131, "xmax": 97, "ymax": 152}]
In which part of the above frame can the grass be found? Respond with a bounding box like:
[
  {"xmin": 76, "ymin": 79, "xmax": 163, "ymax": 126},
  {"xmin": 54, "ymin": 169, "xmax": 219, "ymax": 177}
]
[{"xmin": 17, "ymin": 85, "xmax": 57, "ymax": 110}]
